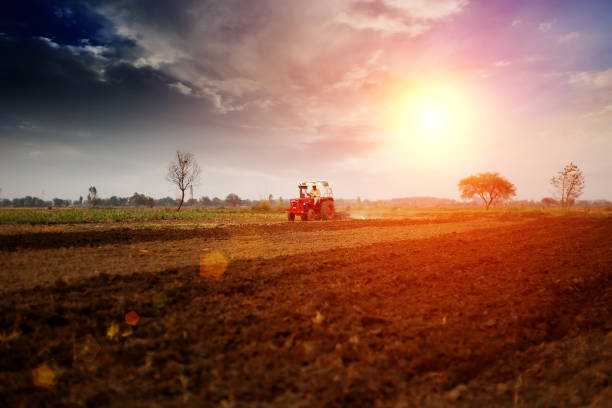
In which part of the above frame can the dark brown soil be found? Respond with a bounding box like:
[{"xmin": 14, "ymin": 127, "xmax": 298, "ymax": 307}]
[{"xmin": 1, "ymin": 214, "xmax": 610, "ymax": 407}]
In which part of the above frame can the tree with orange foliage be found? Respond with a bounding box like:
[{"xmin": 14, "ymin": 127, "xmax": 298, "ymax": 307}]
[{"xmin": 458, "ymin": 172, "xmax": 516, "ymax": 210}]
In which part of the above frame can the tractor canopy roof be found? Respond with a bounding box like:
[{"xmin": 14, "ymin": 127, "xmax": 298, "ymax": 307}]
[{"xmin": 298, "ymin": 181, "xmax": 329, "ymax": 187}]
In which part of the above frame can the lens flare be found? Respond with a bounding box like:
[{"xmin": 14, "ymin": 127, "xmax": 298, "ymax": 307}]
[
  {"xmin": 32, "ymin": 364, "xmax": 56, "ymax": 388},
  {"xmin": 199, "ymin": 250, "xmax": 228, "ymax": 279},
  {"xmin": 107, "ymin": 322, "xmax": 120, "ymax": 339},
  {"xmin": 73, "ymin": 334, "xmax": 101, "ymax": 362},
  {"xmin": 125, "ymin": 311, "xmax": 140, "ymax": 326}
]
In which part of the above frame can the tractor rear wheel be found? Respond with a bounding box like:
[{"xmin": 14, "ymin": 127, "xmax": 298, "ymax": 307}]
[
  {"xmin": 306, "ymin": 209, "xmax": 316, "ymax": 221},
  {"xmin": 321, "ymin": 201, "xmax": 334, "ymax": 220},
  {"xmin": 288, "ymin": 212, "xmax": 295, "ymax": 222}
]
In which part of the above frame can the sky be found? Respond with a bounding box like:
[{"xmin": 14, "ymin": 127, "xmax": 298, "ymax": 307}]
[{"xmin": 1, "ymin": 0, "xmax": 611, "ymax": 201}]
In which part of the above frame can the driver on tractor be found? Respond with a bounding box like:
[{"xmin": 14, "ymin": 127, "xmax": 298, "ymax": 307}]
[{"xmin": 309, "ymin": 185, "xmax": 321, "ymax": 206}]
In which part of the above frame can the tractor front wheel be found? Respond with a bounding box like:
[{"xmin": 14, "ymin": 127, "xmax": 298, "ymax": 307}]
[
  {"xmin": 288, "ymin": 212, "xmax": 295, "ymax": 222},
  {"xmin": 321, "ymin": 201, "xmax": 334, "ymax": 220}
]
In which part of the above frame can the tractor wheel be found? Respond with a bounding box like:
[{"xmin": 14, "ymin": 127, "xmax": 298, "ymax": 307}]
[
  {"xmin": 288, "ymin": 212, "xmax": 295, "ymax": 222},
  {"xmin": 306, "ymin": 209, "xmax": 316, "ymax": 221},
  {"xmin": 321, "ymin": 201, "xmax": 334, "ymax": 220}
]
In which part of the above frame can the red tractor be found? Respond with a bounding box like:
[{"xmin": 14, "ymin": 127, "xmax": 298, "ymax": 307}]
[{"xmin": 287, "ymin": 181, "xmax": 335, "ymax": 221}]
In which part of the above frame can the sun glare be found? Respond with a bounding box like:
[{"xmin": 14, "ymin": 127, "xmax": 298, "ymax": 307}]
[
  {"xmin": 384, "ymin": 81, "xmax": 477, "ymax": 160},
  {"xmin": 394, "ymin": 85, "xmax": 458, "ymax": 136},
  {"xmin": 417, "ymin": 105, "xmax": 447, "ymax": 134}
]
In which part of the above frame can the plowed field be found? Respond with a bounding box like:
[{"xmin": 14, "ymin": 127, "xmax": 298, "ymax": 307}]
[{"xmin": 1, "ymin": 212, "xmax": 611, "ymax": 407}]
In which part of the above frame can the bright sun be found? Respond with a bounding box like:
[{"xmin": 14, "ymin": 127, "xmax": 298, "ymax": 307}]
[
  {"xmin": 387, "ymin": 82, "xmax": 474, "ymax": 143},
  {"xmin": 417, "ymin": 104, "xmax": 447, "ymax": 134},
  {"xmin": 382, "ymin": 80, "xmax": 479, "ymax": 160}
]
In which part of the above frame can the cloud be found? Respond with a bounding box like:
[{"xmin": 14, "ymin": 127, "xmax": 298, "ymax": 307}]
[
  {"xmin": 334, "ymin": 50, "xmax": 388, "ymax": 89},
  {"xmin": 204, "ymin": 165, "xmax": 281, "ymax": 180},
  {"xmin": 334, "ymin": 12, "xmax": 429, "ymax": 36},
  {"xmin": 24, "ymin": 142, "xmax": 86, "ymax": 160},
  {"xmin": 538, "ymin": 18, "xmax": 557, "ymax": 32},
  {"xmin": 582, "ymin": 104, "xmax": 612, "ymax": 118},
  {"xmin": 53, "ymin": 6, "xmax": 73, "ymax": 19},
  {"xmin": 569, "ymin": 68, "xmax": 612, "ymax": 89},
  {"xmin": 298, "ymin": 123, "xmax": 382, "ymax": 162},
  {"xmin": 169, "ymin": 82, "xmax": 192, "ymax": 96},
  {"xmin": 198, "ymin": 87, "xmax": 245, "ymax": 114},
  {"xmin": 37, "ymin": 36, "xmax": 60, "ymax": 48},
  {"xmin": 557, "ymin": 31, "xmax": 580, "ymax": 43},
  {"xmin": 334, "ymin": 0, "xmax": 468, "ymax": 36},
  {"xmin": 28, "ymin": 150, "xmax": 42, "ymax": 158},
  {"xmin": 494, "ymin": 60, "xmax": 511, "ymax": 68},
  {"xmin": 1, "ymin": 0, "xmax": 468, "ymax": 154},
  {"xmin": 511, "ymin": 19, "xmax": 521, "ymax": 27},
  {"xmin": 476, "ymin": 69, "xmax": 491, "ymax": 79},
  {"xmin": 524, "ymin": 55, "xmax": 545, "ymax": 63},
  {"xmin": 197, "ymin": 77, "xmax": 260, "ymax": 98},
  {"xmin": 384, "ymin": 0, "xmax": 469, "ymax": 20}
]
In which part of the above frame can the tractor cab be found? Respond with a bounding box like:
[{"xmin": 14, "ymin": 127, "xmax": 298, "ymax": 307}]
[
  {"xmin": 287, "ymin": 181, "xmax": 335, "ymax": 221},
  {"xmin": 299, "ymin": 184, "xmax": 308, "ymax": 198}
]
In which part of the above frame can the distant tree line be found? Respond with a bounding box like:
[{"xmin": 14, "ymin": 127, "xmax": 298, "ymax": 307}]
[
  {"xmin": 1, "ymin": 196, "xmax": 55, "ymax": 207},
  {"xmin": 1, "ymin": 194, "xmax": 610, "ymax": 209},
  {"xmin": 0, "ymin": 192, "xmax": 277, "ymax": 208}
]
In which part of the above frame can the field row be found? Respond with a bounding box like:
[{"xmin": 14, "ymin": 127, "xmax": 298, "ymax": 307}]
[
  {"xmin": 0, "ymin": 207, "xmax": 286, "ymax": 225},
  {"xmin": 1, "ymin": 206, "xmax": 607, "ymax": 225}
]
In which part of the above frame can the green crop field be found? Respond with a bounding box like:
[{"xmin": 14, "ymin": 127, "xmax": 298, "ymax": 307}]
[{"xmin": 0, "ymin": 207, "xmax": 287, "ymax": 225}]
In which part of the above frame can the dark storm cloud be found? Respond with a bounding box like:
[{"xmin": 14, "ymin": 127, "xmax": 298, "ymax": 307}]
[
  {"xmin": 2, "ymin": 0, "xmax": 316, "ymax": 146},
  {"xmin": 0, "ymin": 0, "xmax": 402, "ymax": 140},
  {"xmin": 0, "ymin": 0, "xmax": 234, "ymax": 140},
  {"xmin": 0, "ymin": 35, "xmax": 210, "ymax": 136}
]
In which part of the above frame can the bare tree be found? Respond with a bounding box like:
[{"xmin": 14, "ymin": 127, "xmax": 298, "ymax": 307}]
[
  {"xmin": 87, "ymin": 186, "xmax": 99, "ymax": 207},
  {"xmin": 458, "ymin": 172, "xmax": 516, "ymax": 210},
  {"xmin": 550, "ymin": 162, "xmax": 584, "ymax": 208},
  {"xmin": 166, "ymin": 151, "xmax": 201, "ymax": 211}
]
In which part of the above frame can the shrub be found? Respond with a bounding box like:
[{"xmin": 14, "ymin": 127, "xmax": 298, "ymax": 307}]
[{"xmin": 251, "ymin": 201, "xmax": 272, "ymax": 212}]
